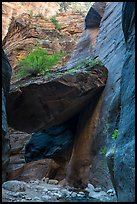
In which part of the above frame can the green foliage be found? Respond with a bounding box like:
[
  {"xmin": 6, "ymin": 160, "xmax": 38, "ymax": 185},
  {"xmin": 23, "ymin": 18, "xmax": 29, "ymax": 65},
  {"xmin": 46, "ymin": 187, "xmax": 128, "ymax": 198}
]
[
  {"xmin": 76, "ymin": 58, "xmax": 104, "ymax": 70},
  {"xmin": 55, "ymin": 58, "xmax": 104, "ymax": 76},
  {"xmin": 16, "ymin": 47, "xmax": 63, "ymax": 78},
  {"xmin": 112, "ymin": 130, "xmax": 118, "ymax": 139},
  {"xmin": 50, "ymin": 16, "xmax": 62, "ymax": 31},
  {"xmin": 100, "ymin": 146, "xmax": 107, "ymax": 155}
]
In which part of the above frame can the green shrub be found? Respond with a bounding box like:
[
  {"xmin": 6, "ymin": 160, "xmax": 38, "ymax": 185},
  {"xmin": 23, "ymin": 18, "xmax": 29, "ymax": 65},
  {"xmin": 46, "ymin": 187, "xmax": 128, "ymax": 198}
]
[
  {"xmin": 112, "ymin": 130, "xmax": 118, "ymax": 139},
  {"xmin": 50, "ymin": 16, "xmax": 62, "ymax": 31},
  {"xmin": 16, "ymin": 47, "xmax": 63, "ymax": 78},
  {"xmin": 76, "ymin": 58, "xmax": 104, "ymax": 70}
]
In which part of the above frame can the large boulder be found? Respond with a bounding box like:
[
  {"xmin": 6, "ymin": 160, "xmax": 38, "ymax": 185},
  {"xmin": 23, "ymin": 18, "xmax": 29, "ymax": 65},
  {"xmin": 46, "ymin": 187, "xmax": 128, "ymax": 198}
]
[
  {"xmin": 7, "ymin": 158, "xmax": 64, "ymax": 182},
  {"xmin": 6, "ymin": 63, "xmax": 108, "ymax": 133}
]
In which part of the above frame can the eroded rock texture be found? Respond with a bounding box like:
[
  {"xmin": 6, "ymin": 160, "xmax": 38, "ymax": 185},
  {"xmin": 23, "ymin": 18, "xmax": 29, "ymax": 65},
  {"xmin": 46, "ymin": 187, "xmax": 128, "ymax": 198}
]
[
  {"xmin": 7, "ymin": 64, "xmax": 108, "ymax": 133},
  {"xmin": 2, "ymin": 2, "xmax": 60, "ymax": 39},
  {"xmin": 93, "ymin": 2, "xmax": 135, "ymax": 202},
  {"xmin": 2, "ymin": 12, "xmax": 84, "ymax": 75},
  {"xmin": 2, "ymin": 48, "xmax": 12, "ymax": 183},
  {"xmin": 114, "ymin": 2, "xmax": 135, "ymax": 202},
  {"xmin": 5, "ymin": 2, "xmax": 108, "ymax": 188}
]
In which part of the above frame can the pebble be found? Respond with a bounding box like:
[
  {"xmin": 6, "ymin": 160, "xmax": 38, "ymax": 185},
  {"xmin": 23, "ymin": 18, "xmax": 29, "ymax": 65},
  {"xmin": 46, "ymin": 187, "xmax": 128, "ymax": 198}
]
[
  {"xmin": 89, "ymin": 190, "xmax": 108, "ymax": 199},
  {"xmin": 107, "ymin": 189, "xmax": 115, "ymax": 194},
  {"xmin": 78, "ymin": 191, "xmax": 85, "ymax": 195},
  {"xmin": 25, "ymin": 196, "xmax": 32, "ymax": 200},
  {"xmin": 21, "ymin": 199, "xmax": 27, "ymax": 202},
  {"xmin": 94, "ymin": 187, "xmax": 102, "ymax": 192},
  {"xmin": 34, "ymin": 180, "xmax": 39, "ymax": 184},
  {"xmin": 34, "ymin": 196, "xmax": 41, "ymax": 200},
  {"xmin": 77, "ymin": 194, "xmax": 84, "ymax": 197},
  {"xmin": 43, "ymin": 178, "xmax": 49, "ymax": 183},
  {"xmin": 71, "ymin": 192, "xmax": 77, "ymax": 197},
  {"xmin": 12, "ymin": 192, "xmax": 20, "ymax": 197},
  {"xmin": 48, "ymin": 179, "xmax": 59, "ymax": 185},
  {"xmin": 54, "ymin": 192, "xmax": 62, "ymax": 198},
  {"xmin": 87, "ymin": 183, "xmax": 95, "ymax": 190},
  {"xmin": 60, "ymin": 189, "xmax": 68, "ymax": 195},
  {"xmin": 43, "ymin": 188, "xmax": 48, "ymax": 192}
]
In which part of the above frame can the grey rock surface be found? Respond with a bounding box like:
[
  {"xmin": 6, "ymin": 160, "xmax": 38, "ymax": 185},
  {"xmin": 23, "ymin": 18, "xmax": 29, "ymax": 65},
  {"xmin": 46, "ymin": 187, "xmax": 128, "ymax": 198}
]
[
  {"xmin": 2, "ymin": 48, "xmax": 12, "ymax": 183},
  {"xmin": 93, "ymin": 2, "xmax": 135, "ymax": 202},
  {"xmin": 114, "ymin": 2, "xmax": 135, "ymax": 202},
  {"xmin": 88, "ymin": 2, "xmax": 126, "ymax": 192}
]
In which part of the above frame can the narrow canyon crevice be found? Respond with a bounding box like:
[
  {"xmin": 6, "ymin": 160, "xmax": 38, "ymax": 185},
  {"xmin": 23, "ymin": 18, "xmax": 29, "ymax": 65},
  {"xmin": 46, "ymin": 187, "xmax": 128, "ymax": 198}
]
[{"xmin": 2, "ymin": 2, "xmax": 135, "ymax": 202}]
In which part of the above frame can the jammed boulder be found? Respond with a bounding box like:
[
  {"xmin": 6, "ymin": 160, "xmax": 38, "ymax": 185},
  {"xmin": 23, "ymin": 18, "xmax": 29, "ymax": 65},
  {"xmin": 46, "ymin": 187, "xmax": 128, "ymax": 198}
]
[{"xmin": 7, "ymin": 63, "xmax": 108, "ymax": 133}]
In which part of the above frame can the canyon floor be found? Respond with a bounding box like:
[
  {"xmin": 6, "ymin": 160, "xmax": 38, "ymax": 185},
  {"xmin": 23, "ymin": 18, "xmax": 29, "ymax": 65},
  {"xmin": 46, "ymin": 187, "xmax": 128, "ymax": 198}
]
[{"xmin": 2, "ymin": 179, "xmax": 117, "ymax": 202}]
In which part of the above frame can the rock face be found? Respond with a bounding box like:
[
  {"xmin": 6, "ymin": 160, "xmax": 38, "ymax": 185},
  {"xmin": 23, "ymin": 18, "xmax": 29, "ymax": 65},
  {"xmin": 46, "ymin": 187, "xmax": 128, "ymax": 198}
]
[
  {"xmin": 85, "ymin": 7, "xmax": 101, "ymax": 29},
  {"xmin": 5, "ymin": 2, "xmax": 108, "ymax": 190},
  {"xmin": 2, "ymin": 2, "xmax": 60, "ymax": 39},
  {"xmin": 2, "ymin": 12, "xmax": 84, "ymax": 76},
  {"xmin": 7, "ymin": 64, "xmax": 108, "ymax": 133},
  {"xmin": 92, "ymin": 2, "xmax": 135, "ymax": 202},
  {"xmin": 114, "ymin": 2, "xmax": 135, "ymax": 202},
  {"xmin": 88, "ymin": 2, "xmax": 127, "ymax": 191},
  {"xmin": 84, "ymin": 2, "xmax": 106, "ymax": 47},
  {"xmin": 2, "ymin": 48, "xmax": 12, "ymax": 183},
  {"xmin": 8, "ymin": 128, "xmax": 31, "ymax": 172}
]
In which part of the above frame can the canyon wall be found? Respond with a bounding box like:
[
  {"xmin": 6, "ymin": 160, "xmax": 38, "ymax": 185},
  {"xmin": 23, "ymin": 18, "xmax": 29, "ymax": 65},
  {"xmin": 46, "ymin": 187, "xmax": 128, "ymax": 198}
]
[
  {"xmin": 2, "ymin": 2, "xmax": 135, "ymax": 202},
  {"xmin": 2, "ymin": 49, "xmax": 12, "ymax": 183},
  {"xmin": 2, "ymin": 2, "xmax": 60, "ymax": 40},
  {"xmin": 93, "ymin": 2, "xmax": 135, "ymax": 202}
]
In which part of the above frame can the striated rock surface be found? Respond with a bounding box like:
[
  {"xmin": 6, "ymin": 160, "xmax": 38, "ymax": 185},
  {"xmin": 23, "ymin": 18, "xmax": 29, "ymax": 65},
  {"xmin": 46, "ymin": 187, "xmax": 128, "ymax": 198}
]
[
  {"xmin": 2, "ymin": 12, "xmax": 84, "ymax": 76},
  {"xmin": 114, "ymin": 2, "xmax": 135, "ymax": 202},
  {"xmin": 8, "ymin": 128, "xmax": 31, "ymax": 172},
  {"xmin": 65, "ymin": 2, "xmax": 106, "ymax": 71},
  {"xmin": 2, "ymin": 2, "xmax": 60, "ymax": 39},
  {"xmin": 7, "ymin": 64, "xmax": 108, "ymax": 133},
  {"xmin": 88, "ymin": 2, "xmax": 127, "ymax": 191},
  {"xmin": 2, "ymin": 49, "xmax": 12, "ymax": 183},
  {"xmin": 92, "ymin": 2, "xmax": 135, "ymax": 202}
]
